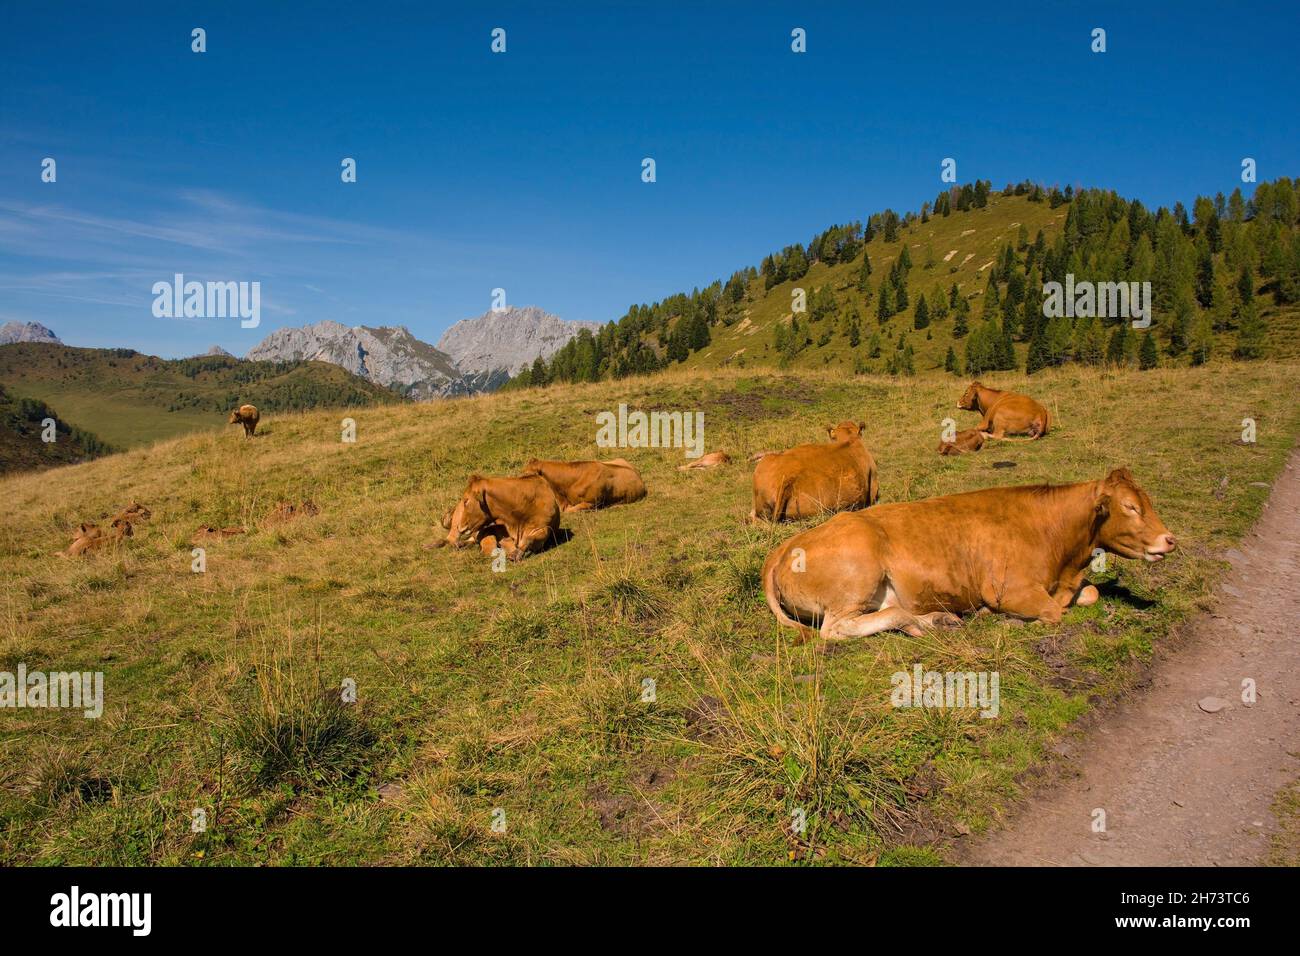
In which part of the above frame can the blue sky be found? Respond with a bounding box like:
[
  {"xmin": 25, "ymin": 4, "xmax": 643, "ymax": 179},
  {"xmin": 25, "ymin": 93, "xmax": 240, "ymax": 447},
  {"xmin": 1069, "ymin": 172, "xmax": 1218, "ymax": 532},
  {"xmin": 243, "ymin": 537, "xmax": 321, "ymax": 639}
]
[{"xmin": 1, "ymin": 1, "xmax": 1296, "ymax": 358}]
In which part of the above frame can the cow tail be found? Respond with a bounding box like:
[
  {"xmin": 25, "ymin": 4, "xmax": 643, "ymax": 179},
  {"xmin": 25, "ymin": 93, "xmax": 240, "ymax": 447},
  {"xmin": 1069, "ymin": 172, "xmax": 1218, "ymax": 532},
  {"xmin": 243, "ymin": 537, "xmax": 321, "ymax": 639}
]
[
  {"xmin": 764, "ymin": 551, "xmax": 803, "ymax": 632},
  {"xmin": 772, "ymin": 475, "xmax": 797, "ymax": 522}
]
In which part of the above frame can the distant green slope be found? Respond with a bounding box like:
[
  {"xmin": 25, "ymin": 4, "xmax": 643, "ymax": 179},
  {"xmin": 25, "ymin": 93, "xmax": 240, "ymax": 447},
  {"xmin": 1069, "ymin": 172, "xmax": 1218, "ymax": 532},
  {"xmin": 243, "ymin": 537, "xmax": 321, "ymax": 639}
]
[
  {"xmin": 0, "ymin": 384, "xmax": 112, "ymax": 474},
  {"xmin": 0, "ymin": 344, "xmax": 403, "ymax": 449}
]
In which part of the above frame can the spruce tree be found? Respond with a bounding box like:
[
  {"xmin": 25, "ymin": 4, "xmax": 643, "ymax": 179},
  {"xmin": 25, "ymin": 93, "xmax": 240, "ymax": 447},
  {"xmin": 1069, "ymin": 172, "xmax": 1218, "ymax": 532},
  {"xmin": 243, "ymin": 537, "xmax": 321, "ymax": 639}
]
[
  {"xmin": 952, "ymin": 301, "xmax": 970, "ymax": 338},
  {"xmin": 1105, "ymin": 323, "xmax": 1130, "ymax": 367},
  {"xmin": 914, "ymin": 294, "xmax": 930, "ymax": 330},
  {"xmin": 876, "ymin": 281, "xmax": 895, "ymax": 323},
  {"xmin": 1237, "ymin": 265, "xmax": 1255, "ymax": 307},
  {"xmin": 998, "ymin": 319, "xmax": 1017, "ymax": 369},
  {"xmin": 1025, "ymin": 322, "xmax": 1050, "ymax": 375},
  {"xmin": 1138, "ymin": 332, "xmax": 1158, "ymax": 370}
]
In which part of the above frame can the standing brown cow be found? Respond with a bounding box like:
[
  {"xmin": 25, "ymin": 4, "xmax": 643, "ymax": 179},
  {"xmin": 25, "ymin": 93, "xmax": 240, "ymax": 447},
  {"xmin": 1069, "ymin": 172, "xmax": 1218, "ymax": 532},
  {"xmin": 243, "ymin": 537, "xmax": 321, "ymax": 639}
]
[
  {"xmin": 957, "ymin": 382, "xmax": 1049, "ymax": 440},
  {"xmin": 763, "ymin": 467, "xmax": 1175, "ymax": 640},
  {"xmin": 228, "ymin": 404, "xmax": 260, "ymax": 437},
  {"xmin": 750, "ymin": 421, "xmax": 879, "ymax": 522}
]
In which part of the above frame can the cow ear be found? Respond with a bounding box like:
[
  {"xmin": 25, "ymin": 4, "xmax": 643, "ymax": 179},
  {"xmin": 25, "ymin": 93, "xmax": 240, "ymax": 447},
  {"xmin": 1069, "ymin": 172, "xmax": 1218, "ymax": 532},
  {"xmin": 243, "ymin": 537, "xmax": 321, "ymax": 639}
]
[
  {"xmin": 1105, "ymin": 466, "xmax": 1134, "ymax": 486},
  {"xmin": 1094, "ymin": 491, "xmax": 1112, "ymax": 520},
  {"xmin": 857, "ymin": 421, "xmax": 867, "ymax": 434}
]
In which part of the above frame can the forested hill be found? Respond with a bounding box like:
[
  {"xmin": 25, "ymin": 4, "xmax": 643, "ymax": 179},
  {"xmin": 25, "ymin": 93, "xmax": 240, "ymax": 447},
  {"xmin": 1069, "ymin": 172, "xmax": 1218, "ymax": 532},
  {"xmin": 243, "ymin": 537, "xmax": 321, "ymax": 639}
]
[
  {"xmin": 0, "ymin": 384, "xmax": 112, "ymax": 474},
  {"xmin": 511, "ymin": 178, "xmax": 1300, "ymax": 387},
  {"xmin": 0, "ymin": 344, "xmax": 401, "ymax": 450}
]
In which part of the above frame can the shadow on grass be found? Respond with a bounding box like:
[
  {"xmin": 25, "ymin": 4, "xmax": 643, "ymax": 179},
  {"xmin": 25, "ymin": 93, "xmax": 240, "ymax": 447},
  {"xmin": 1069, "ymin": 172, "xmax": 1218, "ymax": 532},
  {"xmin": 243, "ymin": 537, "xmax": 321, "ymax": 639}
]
[{"xmin": 1097, "ymin": 579, "xmax": 1157, "ymax": 610}]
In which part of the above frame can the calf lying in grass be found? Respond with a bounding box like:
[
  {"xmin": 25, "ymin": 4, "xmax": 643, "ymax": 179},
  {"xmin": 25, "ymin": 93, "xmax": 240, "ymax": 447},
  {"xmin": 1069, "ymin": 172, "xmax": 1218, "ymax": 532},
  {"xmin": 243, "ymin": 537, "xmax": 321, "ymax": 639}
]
[{"xmin": 938, "ymin": 428, "xmax": 985, "ymax": 455}]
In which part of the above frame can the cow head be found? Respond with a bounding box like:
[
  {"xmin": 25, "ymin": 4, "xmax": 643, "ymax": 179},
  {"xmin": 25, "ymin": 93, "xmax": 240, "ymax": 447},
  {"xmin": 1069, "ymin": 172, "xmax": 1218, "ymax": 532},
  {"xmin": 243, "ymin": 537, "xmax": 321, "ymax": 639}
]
[
  {"xmin": 1094, "ymin": 468, "xmax": 1177, "ymax": 562},
  {"xmin": 519, "ymin": 458, "xmax": 544, "ymax": 477},
  {"xmin": 957, "ymin": 381, "xmax": 984, "ymax": 410},
  {"xmin": 442, "ymin": 476, "xmax": 492, "ymax": 549},
  {"xmin": 826, "ymin": 421, "xmax": 867, "ymax": 442},
  {"xmin": 228, "ymin": 409, "xmax": 244, "ymax": 424}
]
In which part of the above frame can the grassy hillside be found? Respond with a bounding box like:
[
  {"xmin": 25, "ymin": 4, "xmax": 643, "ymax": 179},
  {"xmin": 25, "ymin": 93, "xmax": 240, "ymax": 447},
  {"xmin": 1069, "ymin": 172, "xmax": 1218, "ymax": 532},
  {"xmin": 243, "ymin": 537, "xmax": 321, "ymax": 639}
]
[
  {"xmin": 0, "ymin": 384, "xmax": 112, "ymax": 475},
  {"xmin": 524, "ymin": 179, "xmax": 1300, "ymax": 389},
  {"xmin": 696, "ymin": 192, "xmax": 1065, "ymax": 374},
  {"xmin": 1, "ymin": 359, "xmax": 1297, "ymax": 865},
  {"xmin": 0, "ymin": 344, "xmax": 403, "ymax": 449}
]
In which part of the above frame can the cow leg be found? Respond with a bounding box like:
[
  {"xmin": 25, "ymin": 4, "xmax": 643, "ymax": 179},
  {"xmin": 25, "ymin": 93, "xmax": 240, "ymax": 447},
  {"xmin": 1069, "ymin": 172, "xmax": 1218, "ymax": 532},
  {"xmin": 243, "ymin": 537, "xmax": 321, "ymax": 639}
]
[
  {"xmin": 916, "ymin": 611, "xmax": 961, "ymax": 629},
  {"xmin": 823, "ymin": 606, "xmax": 921, "ymax": 640},
  {"xmin": 996, "ymin": 586, "xmax": 1063, "ymax": 624},
  {"xmin": 1052, "ymin": 572, "xmax": 1098, "ymax": 609},
  {"xmin": 1073, "ymin": 584, "xmax": 1100, "ymax": 606},
  {"xmin": 511, "ymin": 527, "xmax": 551, "ymax": 560},
  {"xmin": 564, "ymin": 502, "xmax": 595, "ymax": 513}
]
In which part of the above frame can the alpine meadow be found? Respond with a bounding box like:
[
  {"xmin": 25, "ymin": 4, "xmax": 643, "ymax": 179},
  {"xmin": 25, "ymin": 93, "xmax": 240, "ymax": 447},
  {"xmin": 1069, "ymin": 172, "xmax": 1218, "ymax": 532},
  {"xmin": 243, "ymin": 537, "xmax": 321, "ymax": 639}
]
[{"xmin": 2, "ymin": 2, "xmax": 1299, "ymax": 904}]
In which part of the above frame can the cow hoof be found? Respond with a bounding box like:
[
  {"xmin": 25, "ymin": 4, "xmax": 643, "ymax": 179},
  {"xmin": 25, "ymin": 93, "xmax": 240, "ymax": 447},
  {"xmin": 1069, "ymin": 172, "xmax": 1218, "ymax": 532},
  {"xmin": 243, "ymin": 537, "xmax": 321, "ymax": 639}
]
[{"xmin": 933, "ymin": 613, "xmax": 961, "ymax": 629}]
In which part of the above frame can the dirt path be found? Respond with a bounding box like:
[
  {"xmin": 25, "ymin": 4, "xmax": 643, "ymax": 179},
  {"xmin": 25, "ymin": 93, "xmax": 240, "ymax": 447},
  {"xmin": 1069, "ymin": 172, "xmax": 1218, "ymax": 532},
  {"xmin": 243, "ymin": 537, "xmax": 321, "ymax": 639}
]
[{"xmin": 966, "ymin": 452, "xmax": 1300, "ymax": 866}]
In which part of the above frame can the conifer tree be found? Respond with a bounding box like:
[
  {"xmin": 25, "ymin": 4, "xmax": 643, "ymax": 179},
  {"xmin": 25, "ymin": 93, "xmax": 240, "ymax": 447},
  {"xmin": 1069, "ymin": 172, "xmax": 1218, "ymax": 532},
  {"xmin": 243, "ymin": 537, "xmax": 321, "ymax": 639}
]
[
  {"xmin": 876, "ymin": 280, "xmax": 895, "ymax": 323},
  {"xmin": 914, "ymin": 294, "xmax": 930, "ymax": 330},
  {"xmin": 1189, "ymin": 313, "xmax": 1214, "ymax": 365},
  {"xmin": 1138, "ymin": 331, "xmax": 1159, "ymax": 370},
  {"xmin": 1233, "ymin": 301, "xmax": 1266, "ymax": 359},
  {"xmin": 952, "ymin": 300, "xmax": 970, "ymax": 338}
]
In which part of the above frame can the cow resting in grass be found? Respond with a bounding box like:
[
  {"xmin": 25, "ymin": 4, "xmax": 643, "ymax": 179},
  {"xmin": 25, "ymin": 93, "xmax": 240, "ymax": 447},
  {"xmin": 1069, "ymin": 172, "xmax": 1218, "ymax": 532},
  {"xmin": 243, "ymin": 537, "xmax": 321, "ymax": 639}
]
[
  {"xmin": 519, "ymin": 458, "xmax": 646, "ymax": 512},
  {"xmin": 957, "ymin": 382, "xmax": 1049, "ymax": 440},
  {"xmin": 228, "ymin": 404, "xmax": 260, "ymax": 437},
  {"xmin": 938, "ymin": 428, "xmax": 986, "ymax": 455},
  {"xmin": 762, "ymin": 467, "xmax": 1175, "ymax": 640},
  {"xmin": 64, "ymin": 519, "xmax": 132, "ymax": 556},
  {"xmin": 679, "ymin": 451, "xmax": 731, "ymax": 471},
  {"xmin": 750, "ymin": 421, "xmax": 879, "ymax": 522},
  {"xmin": 432, "ymin": 474, "xmax": 561, "ymax": 560}
]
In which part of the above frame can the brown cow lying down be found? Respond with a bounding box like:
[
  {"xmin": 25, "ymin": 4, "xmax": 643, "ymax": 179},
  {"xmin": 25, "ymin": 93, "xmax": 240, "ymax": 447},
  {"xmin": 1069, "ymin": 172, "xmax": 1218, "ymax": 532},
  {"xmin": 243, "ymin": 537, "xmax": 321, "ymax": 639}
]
[
  {"xmin": 64, "ymin": 519, "xmax": 132, "ymax": 556},
  {"xmin": 265, "ymin": 499, "xmax": 320, "ymax": 526},
  {"xmin": 104, "ymin": 501, "xmax": 151, "ymax": 524},
  {"xmin": 679, "ymin": 452, "xmax": 731, "ymax": 471},
  {"xmin": 520, "ymin": 458, "xmax": 646, "ymax": 512},
  {"xmin": 938, "ymin": 429, "xmax": 985, "ymax": 455},
  {"xmin": 763, "ymin": 467, "xmax": 1175, "ymax": 640},
  {"xmin": 750, "ymin": 421, "xmax": 879, "ymax": 522},
  {"xmin": 192, "ymin": 525, "xmax": 247, "ymax": 543},
  {"xmin": 433, "ymin": 474, "xmax": 561, "ymax": 560},
  {"xmin": 229, "ymin": 404, "xmax": 260, "ymax": 437},
  {"xmin": 958, "ymin": 382, "xmax": 1050, "ymax": 439}
]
